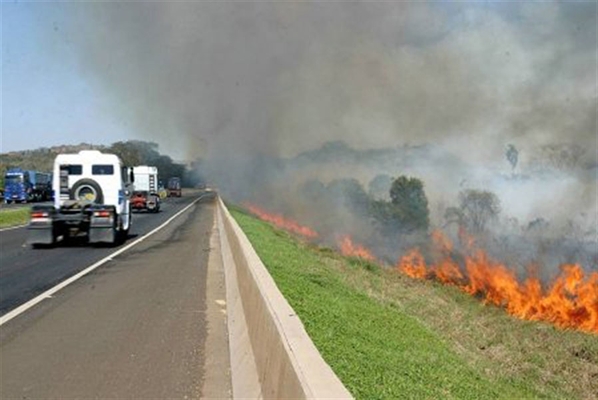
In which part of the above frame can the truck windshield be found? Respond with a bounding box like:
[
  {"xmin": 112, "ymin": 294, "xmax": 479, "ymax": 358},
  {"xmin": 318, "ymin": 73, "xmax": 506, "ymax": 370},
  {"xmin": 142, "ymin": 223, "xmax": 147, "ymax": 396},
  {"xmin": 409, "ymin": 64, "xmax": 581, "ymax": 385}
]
[
  {"xmin": 168, "ymin": 178, "xmax": 180, "ymax": 189},
  {"xmin": 5, "ymin": 175, "xmax": 23, "ymax": 185}
]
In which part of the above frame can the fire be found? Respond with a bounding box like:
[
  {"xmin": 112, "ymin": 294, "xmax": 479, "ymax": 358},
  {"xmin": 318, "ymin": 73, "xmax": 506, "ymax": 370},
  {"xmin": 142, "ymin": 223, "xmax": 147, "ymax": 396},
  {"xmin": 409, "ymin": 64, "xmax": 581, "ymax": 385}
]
[
  {"xmin": 244, "ymin": 204, "xmax": 319, "ymax": 239},
  {"xmin": 338, "ymin": 236, "xmax": 377, "ymax": 262},
  {"xmin": 242, "ymin": 202, "xmax": 597, "ymax": 333},
  {"xmin": 397, "ymin": 230, "xmax": 598, "ymax": 334}
]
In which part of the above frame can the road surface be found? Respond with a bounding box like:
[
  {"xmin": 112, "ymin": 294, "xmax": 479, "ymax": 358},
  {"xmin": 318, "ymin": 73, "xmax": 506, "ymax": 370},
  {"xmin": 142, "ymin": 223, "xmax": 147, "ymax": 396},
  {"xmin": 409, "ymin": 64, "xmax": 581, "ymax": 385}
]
[
  {"xmin": 0, "ymin": 191, "xmax": 231, "ymax": 398},
  {"xmin": 1, "ymin": 193, "xmax": 196, "ymax": 315}
]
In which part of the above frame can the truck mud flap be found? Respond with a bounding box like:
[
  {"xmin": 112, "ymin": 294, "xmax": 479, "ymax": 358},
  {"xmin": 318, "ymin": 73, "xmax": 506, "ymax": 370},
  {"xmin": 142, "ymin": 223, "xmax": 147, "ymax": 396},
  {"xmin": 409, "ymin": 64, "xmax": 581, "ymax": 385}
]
[
  {"xmin": 88, "ymin": 226, "xmax": 116, "ymax": 244},
  {"xmin": 28, "ymin": 206, "xmax": 57, "ymax": 246},
  {"xmin": 27, "ymin": 226, "xmax": 55, "ymax": 245},
  {"xmin": 88, "ymin": 206, "xmax": 118, "ymax": 244}
]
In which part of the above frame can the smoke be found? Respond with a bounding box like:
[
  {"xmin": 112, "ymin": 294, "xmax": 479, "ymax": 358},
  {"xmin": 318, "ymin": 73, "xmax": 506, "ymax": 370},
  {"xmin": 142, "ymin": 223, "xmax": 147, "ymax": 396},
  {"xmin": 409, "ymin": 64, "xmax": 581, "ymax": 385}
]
[{"xmin": 34, "ymin": 2, "xmax": 597, "ymax": 269}]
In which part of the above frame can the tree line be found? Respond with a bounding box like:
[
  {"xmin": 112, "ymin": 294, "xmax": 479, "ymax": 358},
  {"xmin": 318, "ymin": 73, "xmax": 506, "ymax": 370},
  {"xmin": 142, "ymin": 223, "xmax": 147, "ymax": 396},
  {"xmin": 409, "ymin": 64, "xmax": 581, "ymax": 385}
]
[
  {"xmin": 302, "ymin": 174, "xmax": 501, "ymax": 238},
  {"xmin": 1, "ymin": 141, "xmax": 200, "ymax": 188}
]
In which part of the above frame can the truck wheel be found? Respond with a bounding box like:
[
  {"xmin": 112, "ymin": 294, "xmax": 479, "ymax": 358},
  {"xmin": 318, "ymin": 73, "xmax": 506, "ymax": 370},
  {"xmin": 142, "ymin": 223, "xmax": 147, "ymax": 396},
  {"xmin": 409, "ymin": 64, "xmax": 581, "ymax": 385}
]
[
  {"xmin": 116, "ymin": 213, "xmax": 130, "ymax": 245},
  {"xmin": 116, "ymin": 225, "xmax": 128, "ymax": 245},
  {"xmin": 151, "ymin": 196, "xmax": 160, "ymax": 213},
  {"xmin": 110, "ymin": 220, "xmax": 120, "ymax": 246},
  {"xmin": 122, "ymin": 217, "xmax": 130, "ymax": 238},
  {"xmin": 71, "ymin": 179, "xmax": 104, "ymax": 204}
]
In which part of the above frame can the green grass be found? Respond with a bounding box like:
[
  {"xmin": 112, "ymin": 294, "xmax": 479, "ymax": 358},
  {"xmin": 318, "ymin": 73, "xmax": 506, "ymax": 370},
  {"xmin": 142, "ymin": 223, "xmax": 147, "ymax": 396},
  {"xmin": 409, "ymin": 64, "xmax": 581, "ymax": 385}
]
[
  {"xmin": 230, "ymin": 206, "xmax": 598, "ymax": 400},
  {"xmin": 0, "ymin": 207, "xmax": 30, "ymax": 228}
]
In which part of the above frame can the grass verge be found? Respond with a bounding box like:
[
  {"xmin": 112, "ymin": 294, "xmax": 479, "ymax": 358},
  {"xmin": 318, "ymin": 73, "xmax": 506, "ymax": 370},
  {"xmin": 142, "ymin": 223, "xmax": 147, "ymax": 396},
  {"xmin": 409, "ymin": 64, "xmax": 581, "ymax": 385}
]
[
  {"xmin": 230, "ymin": 206, "xmax": 598, "ymax": 400},
  {"xmin": 0, "ymin": 207, "xmax": 30, "ymax": 228}
]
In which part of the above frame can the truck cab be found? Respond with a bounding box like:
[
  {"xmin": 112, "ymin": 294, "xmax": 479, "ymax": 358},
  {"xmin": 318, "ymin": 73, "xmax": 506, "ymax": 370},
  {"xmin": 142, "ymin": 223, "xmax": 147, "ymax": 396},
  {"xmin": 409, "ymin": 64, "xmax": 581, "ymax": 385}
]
[
  {"xmin": 131, "ymin": 166, "xmax": 161, "ymax": 213},
  {"xmin": 3, "ymin": 168, "xmax": 52, "ymax": 203},
  {"xmin": 3, "ymin": 168, "xmax": 30, "ymax": 203},
  {"xmin": 28, "ymin": 150, "xmax": 134, "ymax": 247},
  {"xmin": 167, "ymin": 177, "xmax": 182, "ymax": 197}
]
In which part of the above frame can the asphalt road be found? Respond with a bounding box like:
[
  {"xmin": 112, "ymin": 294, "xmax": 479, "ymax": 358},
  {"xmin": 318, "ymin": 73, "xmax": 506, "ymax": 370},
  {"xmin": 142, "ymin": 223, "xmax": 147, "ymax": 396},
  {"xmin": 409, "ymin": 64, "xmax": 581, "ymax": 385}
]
[
  {"xmin": 0, "ymin": 193, "xmax": 199, "ymax": 315},
  {"xmin": 0, "ymin": 190, "xmax": 231, "ymax": 398}
]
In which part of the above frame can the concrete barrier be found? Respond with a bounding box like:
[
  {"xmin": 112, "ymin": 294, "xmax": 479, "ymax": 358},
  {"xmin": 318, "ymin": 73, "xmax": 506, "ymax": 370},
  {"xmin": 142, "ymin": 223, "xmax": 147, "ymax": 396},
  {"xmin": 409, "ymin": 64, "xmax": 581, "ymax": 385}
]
[{"xmin": 216, "ymin": 197, "xmax": 353, "ymax": 399}]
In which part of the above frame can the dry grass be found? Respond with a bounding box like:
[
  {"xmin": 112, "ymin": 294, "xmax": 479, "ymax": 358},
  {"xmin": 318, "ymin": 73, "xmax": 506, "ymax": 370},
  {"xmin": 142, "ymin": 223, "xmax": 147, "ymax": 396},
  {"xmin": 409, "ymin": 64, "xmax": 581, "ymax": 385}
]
[
  {"xmin": 233, "ymin": 202, "xmax": 598, "ymax": 399},
  {"xmin": 312, "ymin": 245, "xmax": 598, "ymax": 399}
]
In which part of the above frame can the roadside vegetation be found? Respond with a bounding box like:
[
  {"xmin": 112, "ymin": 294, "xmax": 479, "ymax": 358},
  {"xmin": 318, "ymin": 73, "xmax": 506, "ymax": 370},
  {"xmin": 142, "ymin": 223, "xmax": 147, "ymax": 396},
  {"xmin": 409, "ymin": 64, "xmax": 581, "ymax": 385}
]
[
  {"xmin": 0, "ymin": 207, "xmax": 31, "ymax": 228},
  {"xmin": 230, "ymin": 206, "xmax": 598, "ymax": 400},
  {"xmin": 0, "ymin": 140, "xmax": 205, "ymax": 188}
]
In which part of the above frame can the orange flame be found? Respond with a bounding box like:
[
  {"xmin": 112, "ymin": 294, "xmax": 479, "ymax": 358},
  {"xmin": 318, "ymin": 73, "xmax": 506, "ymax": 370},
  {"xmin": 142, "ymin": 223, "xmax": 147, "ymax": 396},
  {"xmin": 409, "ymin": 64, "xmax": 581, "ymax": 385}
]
[
  {"xmin": 244, "ymin": 203, "xmax": 319, "ymax": 239},
  {"xmin": 397, "ymin": 230, "xmax": 598, "ymax": 334},
  {"xmin": 338, "ymin": 236, "xmax": 377, "ymax": 262}
]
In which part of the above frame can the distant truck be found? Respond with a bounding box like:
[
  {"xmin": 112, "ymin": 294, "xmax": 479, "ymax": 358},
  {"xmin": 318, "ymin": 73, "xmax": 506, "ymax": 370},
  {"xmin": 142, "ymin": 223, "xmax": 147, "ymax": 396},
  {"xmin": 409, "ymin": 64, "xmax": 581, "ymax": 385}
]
[
  {"xmin": 3, "ymin": 168, "xmax": 51, "ymax": 203},
  {"xmin": 28, "ymin": 150, "xmax": 134, "ymax": 247},
  {"xmin": 131, "ymin": 166, "xmax": 161, "ymax": 213},
  {"xmin": 167, "ymin": 177, "xmax": 182, "ymax": 197}
]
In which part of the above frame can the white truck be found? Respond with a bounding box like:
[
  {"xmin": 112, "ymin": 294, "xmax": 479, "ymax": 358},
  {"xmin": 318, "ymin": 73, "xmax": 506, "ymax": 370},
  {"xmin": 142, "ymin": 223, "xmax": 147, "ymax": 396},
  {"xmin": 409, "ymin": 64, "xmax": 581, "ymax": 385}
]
[
  {"xmin": 28, "ymin": 150, "xmax": 134, "ymax": 247},
  {"xmin": 131, "ymin": 166, "xmax": 161, "ymax": 213}
]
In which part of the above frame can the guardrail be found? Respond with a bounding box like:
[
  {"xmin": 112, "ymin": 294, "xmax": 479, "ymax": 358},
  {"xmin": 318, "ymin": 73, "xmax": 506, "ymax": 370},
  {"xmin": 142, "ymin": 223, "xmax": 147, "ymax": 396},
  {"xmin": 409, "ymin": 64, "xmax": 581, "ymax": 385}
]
[{"xmin": 216, "ymin": 197, "xmax": 352, "ymax": 399}]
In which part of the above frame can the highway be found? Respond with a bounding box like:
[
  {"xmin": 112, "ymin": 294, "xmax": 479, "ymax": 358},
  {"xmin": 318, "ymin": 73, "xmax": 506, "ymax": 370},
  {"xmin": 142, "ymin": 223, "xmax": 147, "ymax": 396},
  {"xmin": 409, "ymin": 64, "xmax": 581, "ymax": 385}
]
[
  {"xmin": 0, "ymin": 193, "xmax": 200, "ymax": 315},
  {"xmin": 0, "ymin": 190, "xmax": 231, "ymax": 397}
]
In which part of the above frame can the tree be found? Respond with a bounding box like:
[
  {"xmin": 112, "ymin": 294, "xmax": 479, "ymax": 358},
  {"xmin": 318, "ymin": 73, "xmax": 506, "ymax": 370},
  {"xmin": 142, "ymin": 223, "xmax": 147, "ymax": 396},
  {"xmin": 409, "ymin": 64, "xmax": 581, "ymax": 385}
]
[
  {"xmin": 327, "ymin": 178, "xmax": 370, "ymax": 214},
  {"xmin": 389, "ymin": 176, "xmax": 430, "ymax": 232},
  {"xmin": 108, "ymin": 141, "xmax": 161, "ymax": 167},
  {"xmin": 457, "ymin": 189, "xmax": 501, "ymax": 233},
  {"xmin": 108, "ymin": 141, "xmax": 186, "ymax": 183},
  {"xmin": 443, "ymin": 206, "xmax": 465, "ymax": 228},
  {"xmin": 505, "ymin": 144, "xmax": 518, "ymax": 172},
  {"xmin": 533, "ymin": 143, "xmax": 586, "ymax": 171},
  {"xmin": 301, "ymin": 179, "xmax": 326, "ymax": 201},
  {"xmin": 368, "ymin": 174, "xmax": 392, "ymax": 200},
  {"xmin": 371, "ymin": 176, "xmax": 429, "ymax": 234}
]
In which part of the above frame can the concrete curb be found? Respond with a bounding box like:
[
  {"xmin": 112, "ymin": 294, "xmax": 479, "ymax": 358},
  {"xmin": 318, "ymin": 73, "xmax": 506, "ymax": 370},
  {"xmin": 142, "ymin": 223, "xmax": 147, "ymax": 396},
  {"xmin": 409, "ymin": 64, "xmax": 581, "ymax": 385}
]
[{"xmin": 217, "ymin": 197, "xmax": 353, "ymax": 399}]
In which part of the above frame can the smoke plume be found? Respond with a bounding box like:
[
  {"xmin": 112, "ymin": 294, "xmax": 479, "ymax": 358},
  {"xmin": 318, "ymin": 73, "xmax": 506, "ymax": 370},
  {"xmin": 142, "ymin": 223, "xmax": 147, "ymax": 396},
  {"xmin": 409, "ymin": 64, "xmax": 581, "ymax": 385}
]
[{"xmin": 35, "ymin": 2, "xmax": 597, "ymax": 270}]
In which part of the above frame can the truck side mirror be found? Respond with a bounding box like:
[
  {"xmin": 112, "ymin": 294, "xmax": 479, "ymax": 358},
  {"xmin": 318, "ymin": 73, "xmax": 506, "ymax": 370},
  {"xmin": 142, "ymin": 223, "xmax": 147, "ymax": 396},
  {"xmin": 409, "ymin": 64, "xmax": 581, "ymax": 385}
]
[{"xmin": 129, "ymin": 169, "xmax": 135, "ymax": 183}]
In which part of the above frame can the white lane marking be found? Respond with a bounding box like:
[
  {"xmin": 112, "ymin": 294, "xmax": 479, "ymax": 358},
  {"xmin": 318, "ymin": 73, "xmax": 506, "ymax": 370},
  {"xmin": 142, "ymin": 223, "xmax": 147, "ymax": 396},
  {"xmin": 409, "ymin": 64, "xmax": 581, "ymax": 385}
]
[
  {"xmin": 0, "ymin": 224, "xmax": 28, "ymax": 232},
  {"xmin": 0, "ymin": 194, "xmax": 211, "ymax": 326}
]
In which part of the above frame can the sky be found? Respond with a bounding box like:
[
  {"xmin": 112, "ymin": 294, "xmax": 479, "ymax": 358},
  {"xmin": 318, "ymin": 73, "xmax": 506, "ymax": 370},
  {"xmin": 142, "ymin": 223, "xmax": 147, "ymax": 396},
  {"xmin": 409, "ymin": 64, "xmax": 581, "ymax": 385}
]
[
  {"xmin": 2, "ymin": 2, "xmax": 131, "ymax": 154},
  {"xmin": 1, "ymin": 1, "xmax": 596, "ymax": 166}
]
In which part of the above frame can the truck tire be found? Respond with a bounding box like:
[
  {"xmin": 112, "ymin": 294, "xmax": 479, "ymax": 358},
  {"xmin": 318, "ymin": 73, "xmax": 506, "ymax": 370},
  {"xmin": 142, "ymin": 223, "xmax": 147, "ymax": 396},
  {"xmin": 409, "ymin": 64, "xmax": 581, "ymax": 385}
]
[
  {"xmin": 117, "ymin": 206, "xmax": 131, "ymax": 244},
  {"xmin": 71, "ymin": 179, "xmax": 104, "ymax": 204}
]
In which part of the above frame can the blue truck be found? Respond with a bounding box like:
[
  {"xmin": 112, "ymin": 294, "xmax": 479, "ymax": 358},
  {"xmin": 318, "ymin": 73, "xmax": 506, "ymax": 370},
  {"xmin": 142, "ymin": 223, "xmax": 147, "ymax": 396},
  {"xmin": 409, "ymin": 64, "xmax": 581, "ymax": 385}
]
[{"xmin": 3, "ymin": 168, "xmax": 52, "ymax": 203}]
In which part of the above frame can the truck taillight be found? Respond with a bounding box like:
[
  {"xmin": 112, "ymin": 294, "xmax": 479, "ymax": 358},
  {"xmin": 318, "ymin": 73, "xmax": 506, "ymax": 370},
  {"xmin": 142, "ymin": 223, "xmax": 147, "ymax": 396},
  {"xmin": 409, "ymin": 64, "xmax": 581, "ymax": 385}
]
[
  {"xmin": 93, "ymin": 210, "xmax": 112, "ymax": 218},
  {"xmin": 31, "ymin": 211, "xmax": 49, "ymax": 219}
]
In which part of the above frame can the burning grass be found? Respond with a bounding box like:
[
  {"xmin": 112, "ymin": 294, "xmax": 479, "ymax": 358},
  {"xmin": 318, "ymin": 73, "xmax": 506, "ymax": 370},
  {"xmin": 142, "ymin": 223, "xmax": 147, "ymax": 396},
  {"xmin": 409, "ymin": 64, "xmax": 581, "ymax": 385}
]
[
  {"xmin": 243, "ymin": 203, "xmax": 318, "ymax": 239},
  {"xmin": 398, "ymin": 230, "xmax": 598, "ymax": 334},
  {"xmin": 243, "ymin": 203, "xmax": 598, "ymax": 335},
  {"xmin": 230, "ymin": 205, "xmax": 598, "ymax": 399},
  {"xmin": 338, "ymin": 235, "xmax": 377, "ymax": 262}
]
